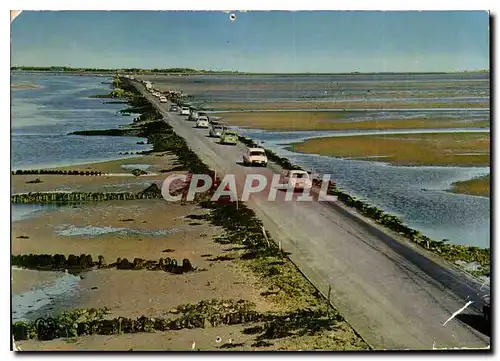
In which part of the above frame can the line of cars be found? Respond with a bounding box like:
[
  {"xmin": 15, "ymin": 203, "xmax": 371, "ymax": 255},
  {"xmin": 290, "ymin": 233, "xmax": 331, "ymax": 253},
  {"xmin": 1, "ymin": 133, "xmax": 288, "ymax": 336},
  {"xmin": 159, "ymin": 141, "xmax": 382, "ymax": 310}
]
[
  {"xmin": 165, "ymin": 101, "xmax": 314, "ymax": 190},
  {"xmin": 170, "ymin": 105, "xmax": 313, "ymax": 189},
  {"xmin": 177, "ymin": 106, "xmax": 241, "ymax": 146}
]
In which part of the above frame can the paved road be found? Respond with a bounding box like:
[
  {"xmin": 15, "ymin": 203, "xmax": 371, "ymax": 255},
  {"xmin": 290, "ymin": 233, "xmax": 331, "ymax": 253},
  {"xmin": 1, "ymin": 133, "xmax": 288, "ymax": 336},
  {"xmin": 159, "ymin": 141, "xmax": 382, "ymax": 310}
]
[{"xmin": 132, "ymin": 80, "xmax": 490, "ymax": 350}]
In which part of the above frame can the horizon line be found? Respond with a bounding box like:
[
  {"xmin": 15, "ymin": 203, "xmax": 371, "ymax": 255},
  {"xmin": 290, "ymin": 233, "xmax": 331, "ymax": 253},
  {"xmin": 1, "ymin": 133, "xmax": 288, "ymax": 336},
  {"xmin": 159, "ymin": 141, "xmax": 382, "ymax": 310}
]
[{"xmin": 10, "ymin": 66, "xmax": 490, "ymax": 75}]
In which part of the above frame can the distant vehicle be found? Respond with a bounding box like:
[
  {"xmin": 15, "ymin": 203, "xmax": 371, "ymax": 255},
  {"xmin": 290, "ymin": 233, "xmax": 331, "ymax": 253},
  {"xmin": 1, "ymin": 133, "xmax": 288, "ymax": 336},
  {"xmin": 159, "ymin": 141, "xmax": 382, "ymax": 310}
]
[
  {"xmin": 483, "ymin": 296, "xmax": 491, "ymax": 323},
  {"xmin": 209, "ymin": 123, "xmax": 225, "ymax": 138},
  {"xmin": 198, "ymin": 112, "xmax": 210, "ymax": 122},
  {"xmin": 280, "ymin": 169, "xmax": 312, "ymax": 189},
  {"xmin": 160, "ymin": 96, "xmax": 167, "ymax": 103},
  {"xmin": 180, "ymin": 107, "xmax": 190, "ymax": 116},
  {"xmin": 242, "ymin": 147, "xmax": 268, "ymax": 167},
  {"xmin": 188, "ymin": 109, "xmax": 199, "ymax": 121},
  {"xmin": 169, "ymin": 105, "xmax": 178, "ymax": 112},
  {"xmin": 220, "ymin": 130, "xmax": 239, "ymax": 145},
  {"xmin": 196, "ymin": 116, "xmax": 210, "ymax": 128}
]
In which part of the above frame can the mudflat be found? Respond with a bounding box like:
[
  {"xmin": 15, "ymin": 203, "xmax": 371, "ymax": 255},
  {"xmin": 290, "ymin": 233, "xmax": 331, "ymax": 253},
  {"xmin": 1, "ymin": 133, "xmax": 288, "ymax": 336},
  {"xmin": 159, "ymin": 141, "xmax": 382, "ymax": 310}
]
[
  {"xmin": 291, "ymin": 132, "xmax": 490, "ymax": 167},
  {"xmin": 205, "ymin": 101, "xmax": 488, "ymax": 111},
  {"xmin": 216, "ymin": 111, "xmax": 489, "ymax": 131},
  {"xmin": 12, "ymin": 154, "xmax": 183, "ymax": 194},
  {"xmin": 451, "ymin": 174, "xmax": 490, "ymax": 197}
]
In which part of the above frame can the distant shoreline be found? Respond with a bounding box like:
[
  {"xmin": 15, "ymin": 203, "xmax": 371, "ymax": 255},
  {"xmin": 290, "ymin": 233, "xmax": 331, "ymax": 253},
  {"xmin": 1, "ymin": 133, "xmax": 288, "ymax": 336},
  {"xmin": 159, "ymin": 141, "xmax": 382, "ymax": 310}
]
[{"xmin": 10, "ymin": 69, "xmax": 490, "ymax": 76}]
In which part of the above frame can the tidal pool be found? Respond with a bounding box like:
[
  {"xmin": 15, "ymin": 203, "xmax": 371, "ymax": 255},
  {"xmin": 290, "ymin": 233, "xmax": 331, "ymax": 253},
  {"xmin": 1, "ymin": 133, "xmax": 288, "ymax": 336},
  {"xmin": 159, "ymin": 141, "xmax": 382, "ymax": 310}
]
[{"xmin": 55, "ymin": 225, "xmax": 182, "ymax": 237}]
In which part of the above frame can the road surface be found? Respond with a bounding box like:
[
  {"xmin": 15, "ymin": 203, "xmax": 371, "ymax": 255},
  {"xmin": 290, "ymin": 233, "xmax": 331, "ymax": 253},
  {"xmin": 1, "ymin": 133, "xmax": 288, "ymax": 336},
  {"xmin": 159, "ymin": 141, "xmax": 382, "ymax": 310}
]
[{"xmin": 132, "ymin": 80, "xmax": 490, "ymax": 350}]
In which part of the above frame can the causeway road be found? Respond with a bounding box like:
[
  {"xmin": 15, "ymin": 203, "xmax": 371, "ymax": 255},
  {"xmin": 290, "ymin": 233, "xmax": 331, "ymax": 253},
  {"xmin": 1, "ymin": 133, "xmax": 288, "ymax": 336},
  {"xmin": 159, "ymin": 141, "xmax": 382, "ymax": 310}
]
[{"xmin": 131, "ymin": 79, "xmax": 490, "ymax": 350}]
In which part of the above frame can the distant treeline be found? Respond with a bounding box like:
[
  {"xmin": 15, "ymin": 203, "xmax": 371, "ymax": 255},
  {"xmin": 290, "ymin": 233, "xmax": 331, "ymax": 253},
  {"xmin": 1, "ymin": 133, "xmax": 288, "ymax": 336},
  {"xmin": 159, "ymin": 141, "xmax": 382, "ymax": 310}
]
[{"xmin": 11, "ymin": 66, "xmax": 241, "ymax": 74}]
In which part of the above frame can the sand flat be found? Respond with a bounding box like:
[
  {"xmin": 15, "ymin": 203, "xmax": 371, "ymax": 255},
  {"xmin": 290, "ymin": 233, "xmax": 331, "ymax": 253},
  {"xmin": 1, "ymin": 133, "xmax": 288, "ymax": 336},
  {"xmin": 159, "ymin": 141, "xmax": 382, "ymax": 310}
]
[
  {"xmin": 291, "ymin": 132, "xmax": 490, "ymax": 167},
  {"xmin": 12, "ymin": 154, "xmax": 185, "ymax": 194},
  {"xmin": 216, "ymin": 111, "xmax": 490, "ymax": 131}
]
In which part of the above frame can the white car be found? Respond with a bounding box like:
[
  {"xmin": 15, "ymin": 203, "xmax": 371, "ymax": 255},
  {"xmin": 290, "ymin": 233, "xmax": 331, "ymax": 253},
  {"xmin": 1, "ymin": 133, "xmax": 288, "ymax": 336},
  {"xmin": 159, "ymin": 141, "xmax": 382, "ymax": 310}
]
[
  {"xmin": 160, "ymin": 96, "xmax": 167, "ymax": 103},
  {"xmin": 280, "ymin": 169, "xmax": 312, "ymax": 190},
  {"xmin": 180, "ymin": 107, "xmax": 190, "ymax": 116},
  {"xmin": 242, "ymin": 147, "xmax": 268, "ymax": 167},
  {"xmin": 196, "ymin": 116, "xmax": 210, "ymax": 128}
]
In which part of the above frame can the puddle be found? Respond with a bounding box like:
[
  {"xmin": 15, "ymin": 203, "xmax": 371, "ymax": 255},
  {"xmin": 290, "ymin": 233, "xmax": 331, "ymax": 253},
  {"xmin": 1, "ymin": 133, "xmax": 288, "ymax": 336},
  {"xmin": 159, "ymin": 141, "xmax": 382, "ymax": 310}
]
[
  {"xmin": 103, "ymin": 173, "xmax": 136, "ymax": 177},
  {"xmin": 12, "ymin": 270, "xmax": 81, "ymax": 322},
  {"xmin": 120, "ymin": 164, "xmax": 153, "ymax": 171},
  {"xmin": 55, "ymin": 225, "xmax": 182, "ymax": 237}
]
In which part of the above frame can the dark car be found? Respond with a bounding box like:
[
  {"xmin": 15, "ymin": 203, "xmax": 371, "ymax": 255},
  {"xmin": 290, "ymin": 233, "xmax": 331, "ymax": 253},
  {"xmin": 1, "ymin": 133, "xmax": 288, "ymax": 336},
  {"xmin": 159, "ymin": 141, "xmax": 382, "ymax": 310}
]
[{"xmin": 169, "ymin": 105, "xmax": 178, "ymax": 112}]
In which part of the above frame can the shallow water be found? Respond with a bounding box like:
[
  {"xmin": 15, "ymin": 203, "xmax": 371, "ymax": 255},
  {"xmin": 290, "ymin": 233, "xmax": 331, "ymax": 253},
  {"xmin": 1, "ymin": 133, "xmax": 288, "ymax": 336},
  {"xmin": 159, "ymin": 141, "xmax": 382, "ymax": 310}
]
[
  {"xmin": 11, "ymin": 74, "xmax": 152, "ymax": 170},
  {"xmin": 11, "ymin": 203, "xmax": 80, "ymax": 222},
  {"xmin": 152, "ymin": 73, "xmax": 490, "ymax": 113},
  {"xmin": 12, "ymin": 270, "xmax": 81, "ymax": 322},
  {"xmin": 120, "ymin": 164, "xmax": 153, "ymax": 171},
  {"xmin": 239, "ymin": 128, "xmax": 490, "ymax": 248},
  {"xmin": 55, "ymin": 225, "xmax": 181, "ymax": 237}
]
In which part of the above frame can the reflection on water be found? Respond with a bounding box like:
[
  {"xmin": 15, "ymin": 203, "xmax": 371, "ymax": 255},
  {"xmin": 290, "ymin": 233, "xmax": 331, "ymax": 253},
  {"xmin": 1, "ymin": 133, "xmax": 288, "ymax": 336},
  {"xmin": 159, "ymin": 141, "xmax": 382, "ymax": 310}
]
[{"xmin": 240, "ymin": 128, "xmax": 490, "ymax": 248}]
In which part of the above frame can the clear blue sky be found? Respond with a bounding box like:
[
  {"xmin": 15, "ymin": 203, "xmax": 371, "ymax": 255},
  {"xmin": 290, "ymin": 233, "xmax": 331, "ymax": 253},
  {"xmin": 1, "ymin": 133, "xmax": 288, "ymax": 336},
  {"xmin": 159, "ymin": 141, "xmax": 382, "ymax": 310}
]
[{"xmin": 11, "ymin": 11, "xmax": 490, "ymax": 73}]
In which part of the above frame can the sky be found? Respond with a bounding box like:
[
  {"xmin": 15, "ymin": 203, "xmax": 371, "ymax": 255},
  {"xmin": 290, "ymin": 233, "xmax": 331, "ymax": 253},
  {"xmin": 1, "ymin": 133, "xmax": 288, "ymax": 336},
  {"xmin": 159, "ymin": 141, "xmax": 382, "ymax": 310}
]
[{"xmin": 10, "ymin": 11, "xmax": 490, "ymax": 73}]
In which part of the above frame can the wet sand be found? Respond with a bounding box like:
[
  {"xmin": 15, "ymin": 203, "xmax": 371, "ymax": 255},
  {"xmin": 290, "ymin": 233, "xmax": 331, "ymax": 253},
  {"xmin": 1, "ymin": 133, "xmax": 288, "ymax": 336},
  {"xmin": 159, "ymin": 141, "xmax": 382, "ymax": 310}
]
[
  {"xmin": 11, "ymin": 83, "xmax": 43, "ymax": 90},
  {"xmin": 13, "ymin": 199, "xmax": 366, "ymax": 350},
  {"xmin": 12, "ymin": 154, "xmax": 184, "ymax": 194},
  {"xmin": 291, "ymin": 132, "xmax": 490, "ymax": 167},
  {"xmin": 451, "ymin": 174, "xmax": 490, "ymax": 197},
  {"xmin": 12, "ymin": 268, "xmax": 65, "ymax": 295},
  {"xmin": 216, "ymin": 111, "xmax": 489, "ymax": 131}
]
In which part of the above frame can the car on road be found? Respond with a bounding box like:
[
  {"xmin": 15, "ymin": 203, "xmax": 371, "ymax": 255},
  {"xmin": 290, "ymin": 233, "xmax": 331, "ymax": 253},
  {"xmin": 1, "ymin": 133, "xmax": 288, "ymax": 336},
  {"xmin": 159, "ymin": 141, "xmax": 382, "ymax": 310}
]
[
  {"xmin": 169, "ymin": 105, "xmax": 178, "ymax": 112},
  {"xmin": 209, "ymin": 123, "xmax": 225, "ymax": 138},
  {"xmin": 160, "ymin": 96, "xmax": 167, "ymax": 103},
  {"xmin": 280, "ymin": 169, "xmax": 312, "ymax": 190},
  {"xmin": 198, "ymin": 112, "xmax": 210, "ymax": 122},
  {"xmin": 242, "ymin": 147, "xmax": 268, "ymax": 167},
  {"xmin": 219, "ymin": 130, "xmax": 239, "ymax": 145},
  {"xmin": 483, "ymin": 296, "xmax": 491, "ymax": 323},
  {"xmin": 180, "ymin": 107, "xmax": 190, "ymax": 116},
  {"xmin": 188, "ymin": 108, "xmax": 199, "ymax": 121},
  {"xmin": 196, "ymin": 116, "xmax": 210, "ymax": 128}
]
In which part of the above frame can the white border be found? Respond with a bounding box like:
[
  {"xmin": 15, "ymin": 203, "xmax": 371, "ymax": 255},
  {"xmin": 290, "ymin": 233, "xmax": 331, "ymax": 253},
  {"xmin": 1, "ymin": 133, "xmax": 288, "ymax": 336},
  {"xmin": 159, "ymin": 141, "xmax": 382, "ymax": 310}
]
[{"xmin": 3, "ymin": 3, "xmax": 496, "ymax": 359}]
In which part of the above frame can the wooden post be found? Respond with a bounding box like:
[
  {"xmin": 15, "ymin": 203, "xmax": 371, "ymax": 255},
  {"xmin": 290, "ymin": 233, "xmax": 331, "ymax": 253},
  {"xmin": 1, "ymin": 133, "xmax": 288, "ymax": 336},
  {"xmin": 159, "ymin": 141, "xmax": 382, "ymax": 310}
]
[{"xmin": 262, "ymin": 226, "xmax": 270, "ymax": 248}]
